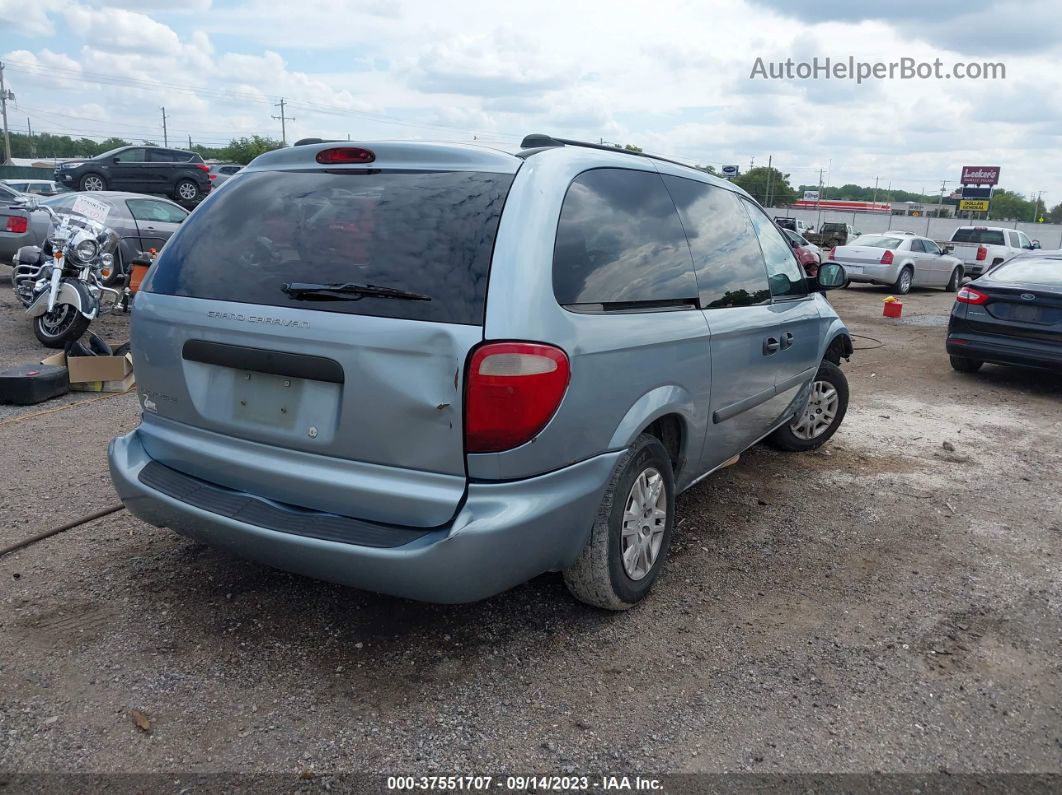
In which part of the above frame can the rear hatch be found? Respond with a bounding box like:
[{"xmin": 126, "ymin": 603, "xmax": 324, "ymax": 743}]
[
  {"xmin": 949, "ymin": 228, "xmax": 1006, "ymax": 265},
  {"xmin": 135, "ymin": 146, "xmax": 517, "ymax": 527}
]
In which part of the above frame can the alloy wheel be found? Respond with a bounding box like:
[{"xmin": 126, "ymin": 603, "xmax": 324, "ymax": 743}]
[
  {"xmin": 620, "ymin": 467, "xmax": 667, "ymax": 581},
  {"xmin": 790, "ymin": 380, "xmax": 840, "ymax": 441},
  {"xmin": 83, "ymin": 175, "xmax": 104, "ymax": 192},
  {"xmin": 177, "ymin": 182, "xmax": 198, "ymax": 200}
]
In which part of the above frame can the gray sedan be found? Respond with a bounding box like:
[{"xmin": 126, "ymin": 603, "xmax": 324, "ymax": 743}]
[{"xmin": 41, "ymin": 191, "xmax": 189, "ymax": 284}]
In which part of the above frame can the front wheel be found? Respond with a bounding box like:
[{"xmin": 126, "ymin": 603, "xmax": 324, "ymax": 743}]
[
  {"xmin": 33, "ymin": 305, "xmax": 91, "ymax": 348},
  {"xmin": 79, "ymin": 173, "xmax": 106, "ymax": 192},
  {"xmin": 564, "ymin": 433, "xmax": 676, "ymax": 610},
  {"xmin": 893, "ymin": 266, "xmax": 913, "ymax": 295},
  {"xmin": 768, "ymin": 360, "xmax": 849, "ymax": 452}
]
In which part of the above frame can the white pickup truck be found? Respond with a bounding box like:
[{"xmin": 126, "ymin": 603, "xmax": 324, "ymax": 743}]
[{"xmin": 945, "ymin": 226, "xmax": 1040, "ymax": 278}]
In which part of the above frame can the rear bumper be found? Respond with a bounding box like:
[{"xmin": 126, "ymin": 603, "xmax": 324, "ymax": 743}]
[
  {"xmin": 109, "ymin": 428, "xmax": 622, "ymax": 603},
  {"xmin": 947, "ymin": 334, "xmax": 1062, "ymax": 372},
  {"xmin": 839, "ymin": 262, "xmax": 899, "ymax": 284}
]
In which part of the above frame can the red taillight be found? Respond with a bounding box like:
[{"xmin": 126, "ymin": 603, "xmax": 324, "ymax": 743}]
[
  {"xmin": 827, "ymin": 248, "xmax": 835, "ymax": 260},
  {"xmin": 465, "ymin": 342, "xmax": 570, "ymax": 453},
  {"xmin": 975, "ymin": 245, "xmax": 987, "ymax": 261},
  {"xmin": 316, "ymin": 147, "xmax": 375, "ymax": 165},
  {"xmin": 209, "ymin": 174, "xmax": 217, "ymax": 179},
  {"xmin": 880, "ymin": 250, "xmax": 894, "ymax": 265},
  {"xmin": 5, "ymin": 216, "xmax": 28, "ymax": 234},
  {"xmin": 195, "ymin": 163, "xmax": 210, "ymax": 172},
  {"xmin": 956, "ymin": 286, "xmax": 989, "ymax": 305}
]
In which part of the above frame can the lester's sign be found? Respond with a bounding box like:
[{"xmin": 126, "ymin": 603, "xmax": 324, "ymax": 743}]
[{"xmin": 960, "ymin": 166, "xmax": 1001, "ymax": 186}]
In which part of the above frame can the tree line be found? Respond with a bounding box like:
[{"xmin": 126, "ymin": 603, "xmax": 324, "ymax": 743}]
[{"xmin": 4, "ymin": 132, "xmax": 284, "ymax": 165}]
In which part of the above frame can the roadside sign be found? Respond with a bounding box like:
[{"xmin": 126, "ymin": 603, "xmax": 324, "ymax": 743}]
[
  {"xmin": 960, "ymin": 166, "xmax": 1001, "ymax": 185},
  {"xmin": 960, "ymin": 186, "xmax": 992, "ymax": 200},
  {"xmin": 721, "ymin": 165, "xmax": 740, "ymax": 178},
  {"xmin": 803, "ymin": 190, "xmax": 820, "ymax": 201},
  {"xmin": 959, "ymin": 199, "xmax": 991, "ymax": 212}
]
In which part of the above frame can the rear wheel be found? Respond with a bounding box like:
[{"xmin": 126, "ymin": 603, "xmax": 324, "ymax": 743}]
[
  {"xmin": 893, "ymin": 266, "xmax": 913, "ymax": 295},
  {"xmin": 174, "ymin": 179, "xmax": 199, "ymax": 202},
  {"xmin": 563, "ymin": 434, "xmax": 676, "ymax": 610},
  {"xmin": 79, "ymin": 173, "xmax": 106, "ymax": 192},
  {"xmin": 768, "ymin": 360, "xmax": 849, "ymax": 452},
  {"xmin": 949, "ymin": 355, "xmax": 983, "ymax": 373},
  {"xmin": 33, "ymin": 305, "xmax": 91, "ymax": 348},
  {"xmin": 945, "ymin": 267, "xmax": 962, "ymax": 292}
]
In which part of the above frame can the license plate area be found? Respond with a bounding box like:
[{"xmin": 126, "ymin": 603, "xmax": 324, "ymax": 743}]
[{"xmin": 233, "ymin": 371, "xmax": 303, "ymax": 429}]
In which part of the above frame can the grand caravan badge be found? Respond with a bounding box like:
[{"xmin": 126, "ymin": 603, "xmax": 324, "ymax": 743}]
[{"xmin": 207, "ymin": 311, "xmax": 309, "ymax": 328}]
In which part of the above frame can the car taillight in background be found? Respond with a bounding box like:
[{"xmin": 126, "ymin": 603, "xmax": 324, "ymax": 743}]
[
  {"xmin": 956, "ymin": 286, "xmax": 989, "ymax": 305},
  {"xmin": 196, "ymin": 163, "xmax": 210, "ymax": 172},
  {"xmin": 976, "ymin": 245, "xmax": 987, "ymax": 261},
  {"xmin": 880, "ymin": 250, "xmax": 894, "ymax": 265},
  {"xmin": 4, "ymin": 216, "xmax": 28, "ymax": 234},
  {"xmin": 465, "ymin": 342, "xmax": 570, "ymax": 453},
  {"xmin": 827, "ymin": 248, "xmax": 835, "ymax": 260}
]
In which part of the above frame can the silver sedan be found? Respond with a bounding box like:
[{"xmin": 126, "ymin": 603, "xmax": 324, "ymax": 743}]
[{"xmin": 831, "ymin": 232, "xmax": 965, "ymax": 294}]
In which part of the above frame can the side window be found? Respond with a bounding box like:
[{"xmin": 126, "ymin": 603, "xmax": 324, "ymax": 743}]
[
  {"xmin": 662, "ymin": 175, "xmax": 771, "ymax": 309},
  {"xmin": 114, "ymin": 148, "xmax": 146, "ymax": 163},
  {"xmin": 552, "ymin": 168, "xmax": 697, "ymax": 307},
  {"xmin": 148, "ymin": 150, "xmax": 177, "ymax": 163},
  {"xmin": 126, "ymin": 199, "xmax": 188, "ymax": 223},
  {"xmin": 1017, "ymin": 231, "xmax": 1032, "ymax": 249},
  {"xmin": 222, "ymin": 166, "xmax": 240, "ymax": 175},
  {"xmin": 922, "ymin": 239, "xmax": 940, "ymax": 255},
  {"xmin": 909, "ymin": 239, "xmax": 925, "ymax": 253},
  {"xmin": 742, "ymin": 200, "xmax": 808, "ymax": 299}
]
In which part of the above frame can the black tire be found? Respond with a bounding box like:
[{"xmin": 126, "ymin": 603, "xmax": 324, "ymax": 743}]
[
  {"xmin": 173, "ymin": 179, "xmax": 200, "ymax": 202},
  {"xmin": 33, "ymin": 307, "xmax": 91, "ymax": 348},
  {"xmin": 945, "ymin": 267, "xmax": 962, "ymax": 293},
  {"xmin": 949, "ymin": 355, "xmax": 983, "ymax": 373},
  {"xmin": 563, "ymin": 433, "xmax": 676, "ymax": 610},
  {"xmin": 78, "ymin": 173, "xmax": 107, "ymax": 192},
  {"xmin": 767, "ymin": 360, "xmax": 849, "ymax": 452},
  {"xmin": 892, "ymin": 266, "xmax": 913, "ymax": 295}
]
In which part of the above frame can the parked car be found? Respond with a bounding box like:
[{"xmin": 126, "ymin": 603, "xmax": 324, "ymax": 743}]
[
  {"xmin": 55, "ymin": 145, "xmax": 212, "ymax": 202},
  {"xmin": 42, "ymin": 192, "xmax": 188, "ymax": 285},
  {"xmin": 782, "ymin": 227, "xmax": 822, "ymax": 268},
  {"xmin": 0, "ymin": 179, "xmax": 71, "ymax": 196},
  {"xmin": 208, "ymin": 163, "xmax": 243, "ymax": 186},
  {"xmin": 807, "ymin": 222, "xmax": 859, "ymax": 249},
  {"xmin": 775, "ymin": 217, "xmax": 813, "ymax": 236},
  {"xmin": 947, "ymin": 252, "xmax": 1061, "ymax": 374},
  {"xmin": 1, "ymin": 182, "xmax": 51, "ymax": 270},
  {"xmin": 109, "ymin": 136, "xmax": 853, "ymax": 609},
  {"xmin": 831, "ymin": 232, "xmax": 964, "ymax": 293},
  {"xmin": 945, "ymin": 226, "xmax": 1038, "ymax": 278}
]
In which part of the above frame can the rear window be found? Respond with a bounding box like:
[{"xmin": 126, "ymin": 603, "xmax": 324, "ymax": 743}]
[
  {"xmin": 951, "ymin": 228, "xmax": 1005, "ymax": 245},
  {"xmin": 852, "ymin": 235, "xmax": 903, "ymax": 249},
  {"xmin": 989, "ymin": 257, "xmax": 1062, "ymax": 286},
  {"xmin": 146, "ymin": 169, "xmax": 514, "ymax": 325}
]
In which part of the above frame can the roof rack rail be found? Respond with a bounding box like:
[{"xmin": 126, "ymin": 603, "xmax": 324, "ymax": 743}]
[{"xmin": 519, "ymin": 133, "xmax": 700, "ymax": 172}]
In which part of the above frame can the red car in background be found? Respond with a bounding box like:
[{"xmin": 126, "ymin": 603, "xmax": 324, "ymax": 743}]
[{"xmin": 781, "ymin": 226, "xmax": 821, "ymax": 276}]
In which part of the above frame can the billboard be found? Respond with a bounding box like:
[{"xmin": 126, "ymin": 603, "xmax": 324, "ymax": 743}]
[
  {"xmin": 961, "ymin": 186, "xmax": 993, "ymax": 200},
  {"xmin": 803, "ymin": 190, "xmax": 820, "ymax": 201},
  {"xmin": 721, "ymin": 165, "xmax": 740, "ymax": 178},
  {"xmin": 959, "ymin": 199, "xmax": 991, "ymax": 212},
  {"xmin": 960, "ymin": 166, "xmax": 1001, "ymax": 185}
]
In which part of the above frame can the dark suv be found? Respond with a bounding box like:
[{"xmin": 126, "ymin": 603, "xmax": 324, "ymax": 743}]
[{"xmin": 55, "ymin": 146, "xmax": 212, "ymax": 202}]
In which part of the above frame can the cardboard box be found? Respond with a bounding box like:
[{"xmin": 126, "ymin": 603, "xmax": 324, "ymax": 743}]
[{"xmin": 41, "ymin": 351, "xmax": 135, "ymax": 393}]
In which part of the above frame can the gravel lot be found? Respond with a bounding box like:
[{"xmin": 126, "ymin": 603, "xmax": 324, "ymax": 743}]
[{"xmin": 1, "ymin": 273, "xmax": 1060, "ymax": 777}]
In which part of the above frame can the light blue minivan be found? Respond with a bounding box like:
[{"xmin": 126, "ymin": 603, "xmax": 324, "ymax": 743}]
[{"xmin": 109, "ymin": 134, "xmax": 852, "ymax": 609}]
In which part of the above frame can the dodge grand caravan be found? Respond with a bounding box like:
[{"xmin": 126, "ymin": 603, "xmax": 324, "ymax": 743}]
[{"xmin": 109, "ymin": 135, "xmax": 852, "ymax": 609}]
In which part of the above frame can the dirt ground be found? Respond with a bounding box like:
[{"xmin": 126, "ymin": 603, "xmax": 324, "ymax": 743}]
[{"xmin": 1, "ymin": 273, "xmax": 1060, "ymax": 778}]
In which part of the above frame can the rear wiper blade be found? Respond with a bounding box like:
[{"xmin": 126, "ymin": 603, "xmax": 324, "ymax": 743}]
[{"xmin": 281, "ymin": 282, "xmax": 431, "ymax": 302}]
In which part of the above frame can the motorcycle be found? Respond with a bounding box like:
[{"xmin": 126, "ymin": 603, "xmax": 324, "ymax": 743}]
[{"xmin": 10, "ymin": 197, "xmax": 123, "ymax": 348}]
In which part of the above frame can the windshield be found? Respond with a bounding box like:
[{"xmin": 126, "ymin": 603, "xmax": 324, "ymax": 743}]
[
  {"xmin": 951, "ymin": 228, "xmax": 1005, "ymax": 245},
  {"xmin": 146, "ymin": 169, "xmax": 514, "ymax": 325},
  {"xmin": 851, "ymin": 235, "xmax": 902, "ymax": 249},
  {"xmin": 989, "ymin": 257, "xmax": 1062, "ymax": 286}
]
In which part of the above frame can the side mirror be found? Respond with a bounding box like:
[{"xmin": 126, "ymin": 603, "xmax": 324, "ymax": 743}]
[
  {"xmin": 943, "ymin": 244, "xmax": 954, "ymax": 253},
  {"xmin": 112, "ymin": 157, "xmax": 121, "ymax": 163},
  {"xmin": 1032, "ymin": 240, "xmax": 1041, "ymax": 249},
  {"xmin": 817, "ymin": 262, "xmax": 846, "ymax": 290}
]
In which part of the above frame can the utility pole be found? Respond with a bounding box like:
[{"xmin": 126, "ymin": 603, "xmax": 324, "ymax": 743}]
[
  {"xmin": 1032, "ymin": 190, "xmax": 1045, "ymax": 222},
  {"xmin": 27, "ymin": 117, "xmax": 34, "ymax": 158},
  {"xmin": 886, "ymin": 181, "xmax": 892, "ymax": 230},
  {"xmin": 814, "ymin": 168, "xmax": 824, "ymax": 231},
  {"xmin": 188, "ymin": 133, "xmax": 192, "ymax": 150},
  {"xmin": 872, "ymin": 176, "xmax": 879, "ymax": 207},
  {"xmin": 272, "ymin": 98, "xmax": 294, "ymax": 146},
  {"xmin": 764, "ymin": 154, "xmax": 773, "ymax": 207},
  {"xmin": 160, "ymin": 106, "xmax": 168, "ymax": 147},
  {"xmin": 927, "ymin": 180, "xmax": 946, "ymax": 235},
  {"xmin": 0, "ymin": 61, "xmax": 13, "ymax": 165}
]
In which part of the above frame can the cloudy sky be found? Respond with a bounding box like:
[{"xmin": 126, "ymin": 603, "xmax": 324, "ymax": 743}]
[{"xmin": 1, "ymin": 0, "xmax": 1060, "ymax": 201}]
